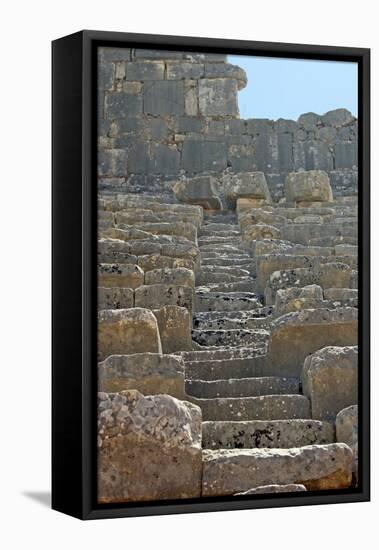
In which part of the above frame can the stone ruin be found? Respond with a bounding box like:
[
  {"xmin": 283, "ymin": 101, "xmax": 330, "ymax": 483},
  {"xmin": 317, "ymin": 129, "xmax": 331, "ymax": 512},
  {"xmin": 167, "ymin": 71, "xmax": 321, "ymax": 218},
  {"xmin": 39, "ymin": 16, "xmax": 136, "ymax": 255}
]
[{"xmin": 97, "ymin": 47, "xmax": 358, "ymax": 503}]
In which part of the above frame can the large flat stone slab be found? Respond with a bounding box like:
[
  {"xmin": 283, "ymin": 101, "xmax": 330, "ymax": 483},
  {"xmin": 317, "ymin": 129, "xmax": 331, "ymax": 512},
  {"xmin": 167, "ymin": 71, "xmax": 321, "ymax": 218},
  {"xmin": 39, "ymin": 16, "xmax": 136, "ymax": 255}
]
[
  {"xmin": 186, "ymin": 376, "xmax": 299, "ymax": 399},
  {"xmin": 190, "ymin": 394, "xmax": 310, "ymax": 421},
  {"xmin": 202, "ymin": 443, "xmax": 353, "ymax": 496}
]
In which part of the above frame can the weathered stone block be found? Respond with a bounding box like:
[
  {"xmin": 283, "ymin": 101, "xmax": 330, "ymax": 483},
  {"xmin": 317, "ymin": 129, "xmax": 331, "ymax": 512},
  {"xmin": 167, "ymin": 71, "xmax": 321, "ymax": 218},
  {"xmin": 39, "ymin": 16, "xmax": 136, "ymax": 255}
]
[
  {"xmin": 98, "ymin": 287, "xmax": 134, "ymax": 310},
  {"xmin": 335, "ymin": 141, "xmax": 357, "ymax": 169},
  {"xmin": 125, "ymin": 61, "xmax": 164, "ymax": 80},
  {"xmin": 181, "ymin": 141, "xmax": 227, "ymax": 173},
  {"xmin": 98, "ymin": 263, "xmax": 144, "ymax": 289},
  {"xmin": 243, "ymin": 224, "xmax": 281, "ymax": 242},
  {"xmin": 135, "ymin": 284, "xmax": 193, "ymax": 312},
  {"xmin": 202, "ymin": 443, "xmax": 353, "ymax": 496},
  {"xmin": 285, "ymin": 170, "xmax": 333, "ymax": 203},
  {"xmin": 98, "ymin": 353, "xmax": 185, "ymax": 397},
  {"xmin": 143, "ymin": 80, "xmax": 184, "ymax": 115},
  {"xmin": 267, "ymin": 308, "xmax": 358, "ymax": 377},
  {"xmin": 99, "ymin": 47, "xmax": 132, "ymax": 62},
  {"xmin": 336, "ymin": 404, "xmax": 358, "ymax": 480},
  {"xmin": 173, "ymin": 175, "xmax": 222, "ymax": 209},
  {"xmin": 98, "ymin": 391, "xmax": 202, "ymax": 502},
  {"xmin": 204, "ymin": 63, "xmax": 247, "ymax": 89},
  {"xmin": 322, "ymin": 108, "xmax": 355, "ymax": 127},
  {"xmin": 153, "ymin": 305, "xmax": 192, "ymax": 353},
  {"xmin": 98, "ymin": 308, "xmax": 162, "ymax": 360},
  {"xmin": 98, "ymin": 149, "xmax": 127, "ymax": 177},
  {"xmin": 202, "ymin": 419, "xmax": 334, "ymax": 450},
  {"xmin": 223, "ymin": 172, "xmax": 271, "ymax": 208},
  {"xmin": 145, "ymin": 267, "xmax": 195, "ymax": 288},
  {"xmin": 105, "ymin": 92, "xmax": 143, "ymax": 119},
  {"xmin": 166, "ymin": 61, "xmax": 204, "ymax": 79},
  {"xmin": 302, "ymin": 346, "xmax": 358, "ymax": 421},
  {"xmin": 98, "ymin": 62, "xmax": 115, "ymax": 91},
  {"xmin": 199, "ymin": 78, "xmax": 239, "ymax": 116}
]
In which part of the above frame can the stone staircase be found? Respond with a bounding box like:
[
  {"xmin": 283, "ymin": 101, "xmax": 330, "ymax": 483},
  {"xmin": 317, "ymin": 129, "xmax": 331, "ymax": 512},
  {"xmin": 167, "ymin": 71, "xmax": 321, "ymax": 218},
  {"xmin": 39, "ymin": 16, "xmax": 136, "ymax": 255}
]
[{"xmin": 97, "ymin": 179, "xmax": 358, "ymax": 503}]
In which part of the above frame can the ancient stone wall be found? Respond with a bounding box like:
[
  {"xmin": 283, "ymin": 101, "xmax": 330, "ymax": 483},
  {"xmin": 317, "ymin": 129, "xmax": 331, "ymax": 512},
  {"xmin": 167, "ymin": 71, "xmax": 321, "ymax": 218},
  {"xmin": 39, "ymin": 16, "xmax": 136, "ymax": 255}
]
[{"xmin": 98, "ymin": 47, "xmax": 358, "ymax": 200}]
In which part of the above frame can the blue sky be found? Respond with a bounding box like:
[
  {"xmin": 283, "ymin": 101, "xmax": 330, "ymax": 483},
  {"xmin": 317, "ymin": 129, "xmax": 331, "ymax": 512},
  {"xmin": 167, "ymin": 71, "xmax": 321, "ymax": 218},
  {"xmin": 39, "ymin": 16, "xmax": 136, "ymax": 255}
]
[{"xmin": 229, "ymin": 55, "xmax": 358, "ymax": 121}]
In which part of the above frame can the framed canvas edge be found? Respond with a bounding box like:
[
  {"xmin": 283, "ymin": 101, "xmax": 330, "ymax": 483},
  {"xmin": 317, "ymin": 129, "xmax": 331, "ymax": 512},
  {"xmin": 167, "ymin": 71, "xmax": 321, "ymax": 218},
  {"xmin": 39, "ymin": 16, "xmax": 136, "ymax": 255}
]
[{"xmin": 52, "ymin": 30, "xmax": 371, "ymax": 520}]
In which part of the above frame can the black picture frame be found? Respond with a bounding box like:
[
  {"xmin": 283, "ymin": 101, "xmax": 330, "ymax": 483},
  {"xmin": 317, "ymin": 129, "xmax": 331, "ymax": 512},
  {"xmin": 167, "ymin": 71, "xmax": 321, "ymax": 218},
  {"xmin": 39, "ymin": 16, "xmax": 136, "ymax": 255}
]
[{"xmin": 52, "ymin": 30, "xmax": 370, "ymax": 520}]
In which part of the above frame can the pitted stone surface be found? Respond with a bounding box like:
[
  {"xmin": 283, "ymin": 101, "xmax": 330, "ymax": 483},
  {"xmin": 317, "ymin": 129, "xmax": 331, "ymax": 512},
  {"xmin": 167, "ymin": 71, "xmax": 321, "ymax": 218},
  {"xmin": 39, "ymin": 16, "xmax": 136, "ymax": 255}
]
[
  {"xmin": 202, "ymin": 419, "xmax": 334, "ymax": 449},
  {"xmin": 98, "ymin": 390, "xmax": 202, "ymax": 502},
  {"xmin": 98, "ymin": 353, "xmax": 185, "ymax": 397}
]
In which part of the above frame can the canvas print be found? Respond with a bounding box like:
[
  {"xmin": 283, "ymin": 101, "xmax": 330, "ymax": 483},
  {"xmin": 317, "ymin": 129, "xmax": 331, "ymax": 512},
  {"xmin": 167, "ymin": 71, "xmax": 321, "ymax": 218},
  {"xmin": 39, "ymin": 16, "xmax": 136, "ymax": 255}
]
[{"xmin": 96, "ymin": 47, "xmax": 358, "ymax": 503}]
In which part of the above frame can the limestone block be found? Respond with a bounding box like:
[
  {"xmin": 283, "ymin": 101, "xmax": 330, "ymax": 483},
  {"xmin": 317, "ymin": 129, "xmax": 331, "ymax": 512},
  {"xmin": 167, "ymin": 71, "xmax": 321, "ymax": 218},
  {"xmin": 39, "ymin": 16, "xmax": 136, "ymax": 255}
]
[
  {"xmin": 324, "ymin": 288, "xmax": 358, "ymax": 303},
  {"xmin": 239, "ymin": 209, "xmax": 286, "ymax": 232},
  {"xmin": 224, "ymin": 172, "xmax": 271, "ymax": 209},
  {"xmin": 202, "ymin": 419, "xmax": 334, "ymax": 450},
  {"xmin": 302, "ymin": 346, "xmax": 358, "ymax": 421},
  {"xmin": 166, "ymin": 61, "xmax": 204, "ymax": 79},
  {"xmin": 98, "ymin": 238, "xmax": 137, "ymax": 264},
  {"xmin": 181, "ymin": 141, "xmax": 228, "ymax": 173},
  {"xmin": 135, "ymin": 284, "xmax": 193, "ymax": 312},
  {"xmin": 98, "ymin": 263, "xmax": 144, "ymax": 289},
  {"xmin": 125, "ymin": 61, "xmax": 164, "ymax": 80},
  {"xmin": 256, "ymin": 255, "xmax": 317, "ymax": 294},
  {"xmin": 98, "ymin": 390, "xmax": 202, "ymax": 502},
  {"xmin": 153, "ymin": 305, "xmax": 192, "ymax": 353},
  {"xmin": 98, "ymin": 287, "xmax": 134, "ymax": 310},
  {"xmin": 173, "ymin": 175, "xmax": 222, "ymax": 210},
  {"xmin": 236, "ymin": 198, "xmax": 269, "ymax": 213},
  {"xmin": 336, "ymin": 404, "xmax": 358, "ymax": 480},
  {"xmin": 98, "ymin": 308, "xmax": 162, "ymax": 360},
  {"xmin": 204, "ymin": 63, "xmax": 247, "ymax": 88},
  {"xmin": 98, "ymin": 149, "xmax": 127, "ymax": 177},
  {"xmin": 321, "ymin": 108, "xmax": 355, "ymax": 127},
  {"xmin": 137, "ymin": 254, "xmax": 173, "ymax": 272},
  {"xmin": 274, "ymin": 285, "xmax": 324, "ymax": 316},
  {"xmin": 98, "ymin": 353, "xmax": 185, "ymax": 398},
  {"xmin": 243, "ymin": 224, "xmax": 281, "ymax": 242},
  {"xmin": 235, "ymin": 484, "xmax": 307, "ymax": 495},
  {"xmin": 202, "ymin": 443, "xmax": 353, "ymax": 496},
  {"xmin": 145, "ymin": 267, "xmax": 195, "ymax": 288},
  {"xmin": 285, "ymin": 170, "xmax": 333, "ymax": 203},
  {"xmin": 199, "ymin": 78, "xmax": 239, "ymax": 116},
  {"xmin": 143, "ymin": 80, "xmax": 184, "ymax": 115},
  {"xmin": 267, "ymin": 308, "xmax": 358, "ymax": 377},
  {"xmin": 105, "ymin": 92, "xmax": 142, "ymax": 119}
]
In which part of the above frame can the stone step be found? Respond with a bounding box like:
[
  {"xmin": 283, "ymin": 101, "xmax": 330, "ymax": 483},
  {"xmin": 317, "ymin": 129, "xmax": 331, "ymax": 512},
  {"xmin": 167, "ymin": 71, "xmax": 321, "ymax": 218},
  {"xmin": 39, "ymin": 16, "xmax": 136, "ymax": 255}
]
[
  {"xmin": 200, "ymin": 265, "xmax": 251, "ymax": 277},
  {"xmin": 201, "ymin": 256, "xmax": 252, "ymax": 266},
  {"xmin": 198, "ymin": 236, "xmax": 242, "ymax": 246},
  {"xmin": 200, "ymin": 223, "xmax": 240, "ymax": 233},
  {"xmin": 185, "ymin": 356, "xmax": 266, "ymax": 380},
  {"xmin": 186, "ymin": 376, "xmax": 299, "ymax": 399},
  {"xmin": 193, "ymin": 310, "xmax": 270, "ymax": 330},
  {"xmin": 181, "ymin": 346, "xmax": 265, "ymax": 363},
  {"xmin": 199, "ymin": 229, "xmax": 240, "ymax": 238},
  {"xmin": 197, "ymin": 272, "xmax": 250, "ymax": 284},
  {"xmin": 191, "ymin": 328, "xmax": 270, "ymax": 348},
  {"xmin": 196, "ymin": 281, "xmax": 257, "ymax": 293},
  {"xmin": 199, "ymin": 244, "xmax": 248, "ymax": 255},
  {"xmin": 189, "ymin": 394, "xmax": 311, "ymax": 421},
  {"xmin": 195, "ymin": 291, "xmax": 262, "ymax": 312},
  {"xmin": 202, "ymin": 419, "xmax": 334, "ymax": 449},
  {"xmin": 202, "ymin": 443, "xmax": 353, "ymax": 496}
]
